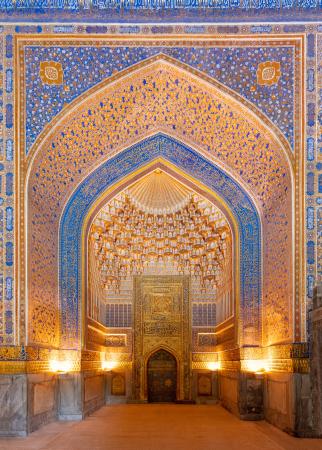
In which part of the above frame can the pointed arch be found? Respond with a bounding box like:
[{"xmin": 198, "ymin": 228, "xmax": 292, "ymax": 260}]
[
  {"xmin": 59, "ymin": 134, "xmax": 260, "ymax": 348},
  {"xmin": 25, "ymin": 56, "xmax": 293, "ymax": 348},
  {"xmin": 146, "ymin": 346, "xmax": 179, "ymax": 403}
]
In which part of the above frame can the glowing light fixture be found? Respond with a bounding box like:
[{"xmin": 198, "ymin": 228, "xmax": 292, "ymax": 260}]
[
  {"xmin": 207, "ymin": 361, "xmax": 221, "ymax": 371},
  {"xmin": 101, "ymin": 360, "xmax": 118, "ymax": 371},
  {"xmin": 242, "ymin": 359, "xmax": 269, "ymax": 374},
  {"xmin": 49, "ymin": 359, "xmax": 73, "ymax": 373}
]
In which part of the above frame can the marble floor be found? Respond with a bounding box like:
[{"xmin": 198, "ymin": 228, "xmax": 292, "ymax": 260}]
[{"xmin": 1, "ymin": 404, "xmax": 322, "ymax": 450}]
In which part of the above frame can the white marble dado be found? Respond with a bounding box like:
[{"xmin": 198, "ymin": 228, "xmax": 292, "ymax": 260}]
[
  {"xmin": 0, "ymin": 375, "xmax": 27, "ymax": 436},
  {"xmin": 34, "ymin": 381, "xmax": 55, "ymax": 415},
  {"xmin": 219, "ymin": 372, "xmax": 238, "ymax": 416},
  {"xmin": 84, "ymin": 373, "xmax": 105, "ymax": 416},
  {"xmin": 264, "ymin": 372, "xmax": 312, "ymax": 435},
  {"xmin": 58, "ymin": 373, "xmax": 83, "ymax": 421},
  {"xmin": 85, "ymin": 375, "xmax": 104, "ymax": 402},
  {"xmin": 28, "ymin": 374, "xmax": 57, "ymax": 433}
]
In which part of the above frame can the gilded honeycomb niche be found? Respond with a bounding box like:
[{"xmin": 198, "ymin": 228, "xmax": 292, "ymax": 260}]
[{"xmin": 87, "ymin": 168, "xmax": 233, "ymax": 401}]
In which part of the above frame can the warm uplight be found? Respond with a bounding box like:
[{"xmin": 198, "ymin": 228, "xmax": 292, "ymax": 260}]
[
  {"xmin": 207, "ymin": 361, "xmax": 221, "ymax": 371},
  {"xmin": 243, "ymin": 359, "xmax": 269, "ymax": 374},
  {"xmin": 101, "ymin": 360, "xmax": 118, "ymax": 371},
  {"xmin": 49, "ymin": 359, "xmax": 73, "ymax": 373}
]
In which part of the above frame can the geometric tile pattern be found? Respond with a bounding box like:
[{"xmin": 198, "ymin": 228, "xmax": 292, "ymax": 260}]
[
  {"xmin": 106, "ymin": 304, "xmax": 132, "ymax": 328},
  {"xmin": 24, "ymin": 44, "xmax": 295, "ymax": 153},
  {"xmin": 1, "ymin": 24, "xmax": 318, "ymax": 356},
  {"xmin": 0, "ymin": 3, "xmax": 320, "ymax": 23},
  {"xmin": 0, "ymin": 31, "xmax": 14, "ymax": 345},
  {"xmin": 192, "ymin": 304, "xmax": 216, "ymax": 327},
  {"xmin": 26, "ymin": 59, "xmax": 292, "ymax": 348}
]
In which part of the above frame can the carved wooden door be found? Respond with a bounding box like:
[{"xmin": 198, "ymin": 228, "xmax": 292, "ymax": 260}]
[{"xmin": 147, "ymin": 349, "xmax": 177, "ymax": 403}]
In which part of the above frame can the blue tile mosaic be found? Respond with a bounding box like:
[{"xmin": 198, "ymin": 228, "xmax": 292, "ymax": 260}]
[
  {"xmin": 5, "ymin": 139, "xmax": 13, "ymax": 162},
  {"xmin": 5, "ymin": 35, "xmax": 12, "ymax": 59},
  {"xmin": 307, "ymin": 274, "xmax": 314, "ymax": 298},
  {"xmin": 5, "ymin": 242, "xmax": 13, "ymax": 267},
  {"xmin": 0, "ymin": 1, "xmax": 320, "ymax": 22},
  {"xmin": 5, "ymin": 173, "xmax": 13, "ymax": 196},
  {"xmin": 5, "ymin": 310, "xmax": 12, "ymax": 334},
  {"xmin": 53, "ymin": 25, "xmax": 76, "ymax": 33},
  {"xmin": 251, "ymin": 25, "xmax": 272, "ymax": 33},
  {"xmin": 307, "ymin": 68, "xmax": 315, "ymax": 92},
  {"xmin": 319, "ymin": 174, "xmax": 322, "ymax": 194},
  {"xmin": 307, "ymin": 206, "xmax": 314, "ymax": 230},
  {"xmin": 5, "ymin": 277, "xmax": 12, "ymax": 301},
  {"xmin": 308, "ymin": 103, "xmax": 315, "ymax": 127},
  {"xmin": 24, "ymin": 45, "xmax": 295, "ymax": 154},
  {"xmin": 15, "ymin": 25, "xmax": 42, "ymax": 33},
  {"xmin": 307, "ymin": 240, "xmax": 315, "ymax": 265},
  {"xmin": 5, "ymin": 207, "xmax": 13, "ymax": 232},
  {"xmin": 5, "ymin": 69, "xmax": 12, "ymax": 94},
  {"xmin": 307, "ymin": 34, "xmax": 315, "ymax": 57},
  {"xmin": 307, "ymin": 137, "xmax": 315, "ymax": 161},
  {"xmin": 283, "ymin": 24, "xmax": 306, "ymax": 32},
  {"xmin": 307, "ymin": 172, "xmax": 315, "ymax": 195},
  {"xmin": 5, "ymin": 104, "xmax": 12, "ymax": 129}
]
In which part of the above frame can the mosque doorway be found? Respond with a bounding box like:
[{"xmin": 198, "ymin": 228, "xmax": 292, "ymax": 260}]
[{"xmin": 147, "ymin": 349, "xmax": 177, "ymax": 403}]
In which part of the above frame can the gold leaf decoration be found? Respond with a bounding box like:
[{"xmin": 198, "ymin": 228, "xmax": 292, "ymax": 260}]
[
  {"xmin": 39, "ymin": 61, "xmax": 64, "ymax": 85},
  {"xmin": 256, "ymin": 61, "xmax": 281, "ymax": 86}
]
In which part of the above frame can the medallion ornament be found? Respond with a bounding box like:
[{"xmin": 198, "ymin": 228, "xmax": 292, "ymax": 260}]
[
  {"xmin": 39, "ymin": 61, "xmax": 64, "ymax": 85},
  {"xmin": 256, "ymin": 61, "xmax": 281, "ymax": 86},
  {"xmin": 198, "ymin": 333, "xmax": 216, "ymax": 347}
]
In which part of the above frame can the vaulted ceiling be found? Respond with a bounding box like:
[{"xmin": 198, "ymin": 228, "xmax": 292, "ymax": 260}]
[{"xmin": 90, "ymin": 169, "xmax": 232, "ymax": 293}]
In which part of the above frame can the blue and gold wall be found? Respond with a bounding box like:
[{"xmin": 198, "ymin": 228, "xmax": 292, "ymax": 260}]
[{"xmin": 0, "ymin": 6, "xmax": 320, "ymax": 435}]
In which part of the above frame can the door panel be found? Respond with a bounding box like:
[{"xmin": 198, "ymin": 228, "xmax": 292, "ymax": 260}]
[{"xmin": 147, "ymin": 350, "xmax": 177, "ymax": 403}]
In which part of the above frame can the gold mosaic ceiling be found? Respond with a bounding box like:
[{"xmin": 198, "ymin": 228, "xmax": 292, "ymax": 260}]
[{"xmin": 90, "ymin": 170, "xmax": 231, "ymax": 292}]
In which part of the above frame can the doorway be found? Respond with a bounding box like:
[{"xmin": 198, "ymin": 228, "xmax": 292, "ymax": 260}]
[{"xmin": 147, "ymin": 349, "xmax": 177, "ymax": 403}]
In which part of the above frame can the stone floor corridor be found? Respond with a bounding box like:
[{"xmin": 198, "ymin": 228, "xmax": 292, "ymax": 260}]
[{"xmin": 1, "ymin": 404, "xmax": 322, "ymax": 450}]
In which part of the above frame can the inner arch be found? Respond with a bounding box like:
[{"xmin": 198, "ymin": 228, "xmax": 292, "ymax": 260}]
[
  {"xmin": 59, "ymin": 134, "xmax": 261, "ymax": 349},
  {"xmin": 87, "ymin": 165, "xmax": 233, "ymax": 336}
]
